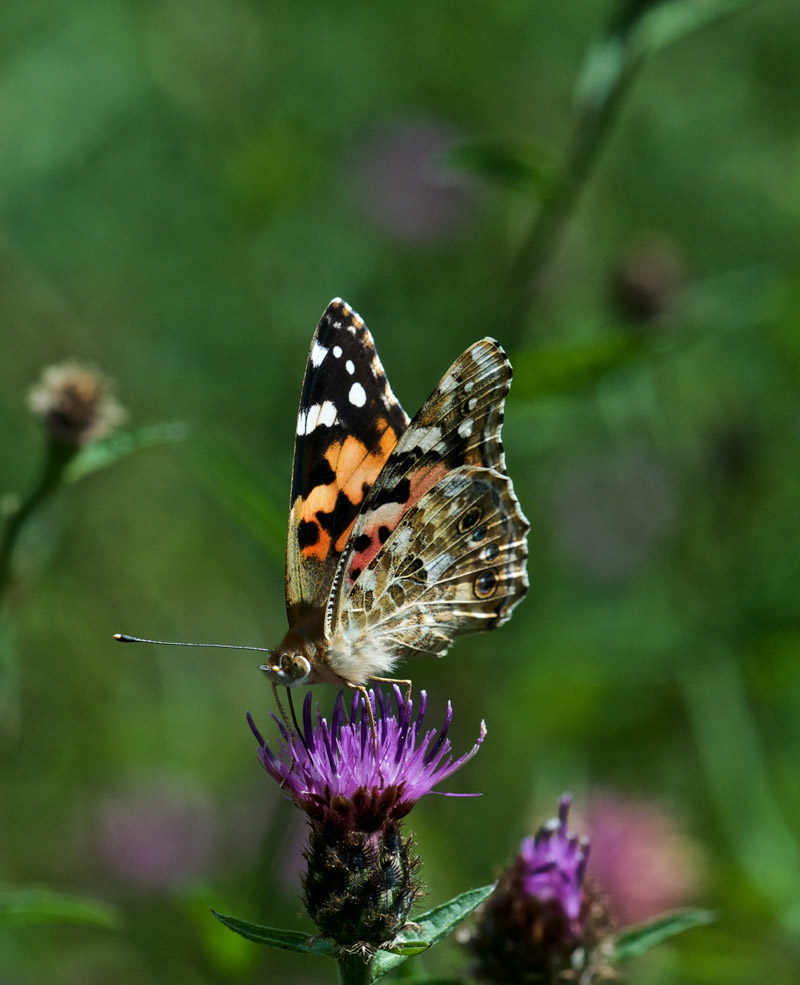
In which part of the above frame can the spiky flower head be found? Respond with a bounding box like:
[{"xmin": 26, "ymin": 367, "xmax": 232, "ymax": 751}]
[
  {"xmin": 469, "ymin": 795, "xmax": 611, "ymax": 983},
  {"xmin": 248, "ymin": 687, "xmax": 485, "ymax": 948},
  {"xmin": 28, "ymin": 361, "xmax": 125, "ymax": 447}
]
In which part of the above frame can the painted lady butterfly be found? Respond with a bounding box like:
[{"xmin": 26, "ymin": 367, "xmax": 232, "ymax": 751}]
[{"xmin": 261, "ymin": 298, "xmax": 529, "ymax": 694}]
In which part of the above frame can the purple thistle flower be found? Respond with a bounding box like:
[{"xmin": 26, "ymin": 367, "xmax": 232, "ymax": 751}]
[
  {"xmin": 248, "ymin": 687, "xmax": 485, "ymax": 948},
  {"xmin": 518, "ymin": 794, "xmax": 590, "ymax": 937},
  {"xmin": 248, "ymin": 686, "xmax": 485, "ymax": 828},
  {"xmin": 469, "ymin": 795, "xmax": 610, "ymax": 984}
]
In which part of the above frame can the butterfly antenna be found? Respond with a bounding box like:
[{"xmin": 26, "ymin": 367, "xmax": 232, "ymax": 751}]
[{"xmin": 114, "ymin": 634, "xmax": 277, "ymax": 656}]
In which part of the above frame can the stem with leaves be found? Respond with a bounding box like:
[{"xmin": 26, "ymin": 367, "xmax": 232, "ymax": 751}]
[
  {"xmin": 502, "ymin": 0, "xmax": 761, "ymax": 346},
  {"xmin": 0, "ymin": 442, "xmax": 77, "ymax": 608},
  {"xmin": 504, "ymin": 29, "xmax": 635, "ymax": 341}
]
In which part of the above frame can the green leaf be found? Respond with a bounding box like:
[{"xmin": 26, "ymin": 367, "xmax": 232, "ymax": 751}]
[
  {"xmin": 610, "ymin": 908, "xmax": 715, "ymax": 961},
  {"xmin": 576, "ymin": 35, "xmax": 630, "ymax": 110},
  {"xmin": 214, "ymin": 886, "xmax": 495, "ymax": 975},
  {"xmin": 511, "ymin": 334, "xmax": 644, "ymax": 400},
  {"xmin": 64, "ymin": 422, "xmax": 189, "ymax": 482},
  {"xmin": 0, "ymin": 887, "xmax": 120, "ymax": 928},
  {"xmin": 212, "ymin": 911, "xmax": 338, "ymax": 957},
  {"xmin": 372, "ymin": 884, "xmax": 494, "ymax": 980},
  {"xmin": 577, "ymin": 0, "xmax": 762, "ymax": 109},
  {"xmin": 632, "ymin": 0, "xmax": 763, "ymax": 59},
  {"xmin": 382, "ymin": 940, "xmax": 428, "ymax": 956},
  {"xmin": 441, "ymin": 140, "xmax": 556, "ymax": 199}
]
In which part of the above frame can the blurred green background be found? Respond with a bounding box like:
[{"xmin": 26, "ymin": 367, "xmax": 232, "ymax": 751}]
[{"xmin": 2, "ymin": 0, "xmax": 800, "ymax": 981}]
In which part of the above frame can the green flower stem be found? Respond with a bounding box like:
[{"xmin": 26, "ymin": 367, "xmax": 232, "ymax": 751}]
[
  {"xmin": 0, "ymin": 441, "xmax": 77, "ymax": 607},
  {"xmin": 504, "ymin": 0, "xmax": 759, "ymax": 343},
  {"xmin": 336, "ymin": 952, "xmax": 372, "ymax": 985},
  {"xmin": 504, "ymin": 34, "xmax": 638, "ymax": 346}
]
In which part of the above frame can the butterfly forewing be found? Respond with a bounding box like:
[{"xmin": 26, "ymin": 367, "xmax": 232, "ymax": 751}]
[{"xmin": 285, "ymin": 299, "xmax": 409, "ymax": 625}]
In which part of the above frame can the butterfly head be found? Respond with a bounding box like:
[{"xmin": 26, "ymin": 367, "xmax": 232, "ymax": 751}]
[
  {"xmin": 260, "ymin": 627, "xmax": 324, "ymax": 688},
  {"xmin": 259, "ymin": 651, "xmax": 314, "ymax": 687}
]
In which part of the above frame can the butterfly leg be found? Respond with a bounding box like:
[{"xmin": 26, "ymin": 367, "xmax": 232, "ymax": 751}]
[
  {"xmin": 368, "ymin": 675, "xmax": 413, "ymax": 705},
  {"xmin": 345, "ymin": 682, "xmax": 380, "ymax": 757},
  {"xmin": 271, "ymin": 683, "xmax": 291, "ymax": 732}
]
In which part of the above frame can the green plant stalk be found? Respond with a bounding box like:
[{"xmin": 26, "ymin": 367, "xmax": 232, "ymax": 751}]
[
  {"xmin": 0, "ymin": 441, "xmax": 77, "ymax": 607},
  {"xmin": 504, "ymin": 0, "xmax": 760, "ymax": 343},
  {"xmin": 336, "ymin": 952, "xmax": 371, "ymax": 985},
  {"xmin": 504, "ymin": 40, "xmax": 638, "ymax": 345}
]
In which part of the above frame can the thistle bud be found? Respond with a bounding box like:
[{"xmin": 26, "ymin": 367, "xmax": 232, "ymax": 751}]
[{"xmin": 28, "ymin": 362, "xmax": 125, "ymax": 448}]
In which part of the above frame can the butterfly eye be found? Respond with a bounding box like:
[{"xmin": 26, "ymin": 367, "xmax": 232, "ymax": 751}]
[
  {"xmin": 473, "ymin": 570, "xmax": 498, "ymax": 599},
  {"xmin": 458, "ymin": 507, "xmax": 483, "ymax": 535},
  {"xmin": 288, "ymin": 655, "xmax": 311, "ymax": 680}
]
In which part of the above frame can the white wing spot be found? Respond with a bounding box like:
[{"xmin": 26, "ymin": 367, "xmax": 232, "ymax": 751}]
[
  {"xmin": 468, "ymin": 397, "xmax": 478, "ymax": 411},
  {"xmin": 458, "ymin": 418, "xmax": 474, "ymax": 439},
  {"xmin": 333, "ymin": 345, "xmax": 342, "ymax": 358},
  {"xmin": 414, "ymin": 424, "xmax": 443, "ymax": 453},
  {"xmin": 311, "ymin": 342, "xmax": 328, "ymax": 368},
  {"xmin": 346, "ymin": 359, "xmax": 355, "ymax": 375},
  {"xmin": 303, "ymin": 400, "xmax": 338, "ymax": 434},
  {"xmin": 349, "ymin": 382, "xmax": 367, "ymax": 408}
]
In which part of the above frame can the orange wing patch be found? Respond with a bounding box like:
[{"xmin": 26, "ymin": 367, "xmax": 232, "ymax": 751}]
[{"xmin": 293, "ymin": 418, "xmax": 403, "ymax": 564}]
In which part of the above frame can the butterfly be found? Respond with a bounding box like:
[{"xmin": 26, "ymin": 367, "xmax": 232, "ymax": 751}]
[{"xmin": 260, "ymin": 298, "xmax": 529, "ymax": 698}]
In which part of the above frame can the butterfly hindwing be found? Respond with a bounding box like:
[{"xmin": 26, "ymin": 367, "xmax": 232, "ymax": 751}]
[
  {"xmin": 285, "ymin": 299, "xmax": 409, "ymax": 625},
  {"xmin": 325, "ymin": 338, "xmax": 517, "ymax": 636},
  {"xmin": 325, "ymin": 465, "xmax": 529, "ymax": 682}
]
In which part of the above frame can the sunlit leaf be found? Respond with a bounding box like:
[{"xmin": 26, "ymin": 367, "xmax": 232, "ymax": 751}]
[
  {"xmin": 64, "ymin": 422, "xmax": 189, "ymax": 482},
  {"xmin": 610, "ymin": 908, "xmax": 715, "ymax": 961},
  {"xmin": 0, "ymin": 887, "xmax": 120, "ymax": 928},
  {"xmin": 682, "ymin": 653, "xmax": 800, "ymax": 906},
  {"xmin": 372, "ymin": 885, "xmax": 494, "ymax": 979},
  {"xmin": 633, "ymin": 0, "xmax": 763, "ymax": 58},
  {"xmin": 212, "ymin": 911, "xmax": 337, "ymax": 957},
  {"xmin": 577, "ymin": 0, "xmax": 762, "ymax": 107}
]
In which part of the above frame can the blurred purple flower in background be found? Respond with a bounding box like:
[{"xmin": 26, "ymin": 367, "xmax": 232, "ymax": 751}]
[
  {"xmin": 352, "ymin": 118, "xmax": 475, "ymax": 243},
  {"xmin": 97, "ymin": 775, "xmax": 217, "ymax": 890},
  {"xmin": 579, "ymin": 789, "xmax": 704, "ymax": 925},
  {"xmin": 550, "ymin": 449, "xmax": 678, "ymax": 583}
]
